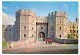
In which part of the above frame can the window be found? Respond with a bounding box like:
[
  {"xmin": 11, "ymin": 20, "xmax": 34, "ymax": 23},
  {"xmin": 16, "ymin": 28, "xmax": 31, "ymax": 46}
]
[
  {"xmin": 17, "ymin": 34, "xmax": 18, "ymax": 38},
  {"xmin": 10, "ymin": 29, "xmax": 11, "ymax": 31},
  {"xmin": 24, "ymin": 26, "xmax": 26, "ymax": 29},
  {"xmin": 32, "ymin": 27, "xmax": 34, "ymax": 30},
  {"xmin": 77, "ymin": 30, "xmax": 78, "ymax": 33},
  {"xmin": 5, "ymin": 29, "xmax": 7, "ymax": 31},
  {"xmin": 24, "ymin": 34, "xmax": 26, "ymax": 37},
  {"xmin": 59, "ymin": 35, "xmax": 61, "ymax": 38},
  {"xmin": 74, "ymin": 30, "xmax": 76, "ymax": 33},
  {"xmin": 41, "ymin": 27, "xmax": 43, "ymax": 29},
  {"xmin": 60, "ymin": 21, "xmax": 61, "ymax": 23},
  {"xmin": 70, "ymin": 30, "xmax": 72, "ymax": 33},
  {"xmin": 73, "ymin": 26, "xmax": 75, "ymax": 28},
  {"xmin": 59, "ymin": 27, "xmax": 61, "ymax": 30},
  {"xmin": 32, "ymin": 35, "xmax": 33, "ymax": 37},
  {"xmin": 51, "ymin": 27, "xmax": 53, "ymax": 30}
]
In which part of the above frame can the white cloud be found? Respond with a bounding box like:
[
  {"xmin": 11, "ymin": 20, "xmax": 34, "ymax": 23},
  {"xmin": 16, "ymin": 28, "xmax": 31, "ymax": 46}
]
[{"xmin": 2, "ymin": 12, "xmax": 15, "ymax": 25}]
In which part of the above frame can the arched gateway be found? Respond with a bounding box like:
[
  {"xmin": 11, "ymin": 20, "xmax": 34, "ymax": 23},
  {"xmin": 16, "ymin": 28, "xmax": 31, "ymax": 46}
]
[{"xmin": 38, "ymin": 32, "xmax": 45, "ymax": 41}]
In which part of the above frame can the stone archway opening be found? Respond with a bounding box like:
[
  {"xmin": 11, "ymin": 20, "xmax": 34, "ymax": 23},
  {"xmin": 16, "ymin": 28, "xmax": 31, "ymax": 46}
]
[{"xmin": 38, "ymin": 32, "xmax": 45, "ymax": 41}]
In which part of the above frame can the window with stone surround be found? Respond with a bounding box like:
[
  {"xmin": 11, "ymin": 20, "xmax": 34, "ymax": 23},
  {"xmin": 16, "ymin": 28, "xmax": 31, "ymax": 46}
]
[
  {"xmin": 32, "ymin": 27, "xmax": 34, "ymax": 30},
  {"xmin": 41, "ymin": 27, "xmax": 43, "ymax": 29},
  {"xmin": 59, "ymin": 34, "xmax": 61, "ymax": 38},
  {"xmin": 32, "ymin": 35, "xmax": 33, "ymax": 37},
  {"xmin": 74, "ymin": 30, "xmax": 76, "ymax": 33},
  {"xmin": 60, "ymin": 21, "xmax": 61, "ymax": 23},
  {"xmin": 59, "ymin": 27, "xmax": 61, "ymax": 30},
  {"xmin": 24, "ymin": 26, "xmax": 26, "ymax": 30},
  {"xmin": 24, "ymin": 34, "xmax": 26, "ymax": 37},
  {"xmin": 51, "ymin": 27, "xmax": 53, "ymax": 30},
  {"xmin": 73, "ymin": 26, "xmax": 75, "ymax": 29},
  {"xmin": 70, "ymin": 30, "xmax": 72, "ymax": 33},
  {"xmin": 77, "ymin": 30, "xmax": 78, "ymax": 33}
]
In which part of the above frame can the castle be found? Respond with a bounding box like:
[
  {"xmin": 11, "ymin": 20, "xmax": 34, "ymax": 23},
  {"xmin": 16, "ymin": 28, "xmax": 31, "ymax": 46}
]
[
  {"xmin": 13, "ymin": 9, "xmax": 78, "ymax": 42},
  {"xmin": 2, "ymin": 9, "xmax": 78, "ymax": 48},
  {"xmin": 3, "ymin": 9, "xmax": 78, "ymax": 43}
]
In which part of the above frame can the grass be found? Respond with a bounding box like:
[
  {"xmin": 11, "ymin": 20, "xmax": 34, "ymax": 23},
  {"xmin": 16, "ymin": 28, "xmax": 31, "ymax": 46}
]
[{"xmin": 2, "ymin": 41, "xmax": 7, "ymax": 49}]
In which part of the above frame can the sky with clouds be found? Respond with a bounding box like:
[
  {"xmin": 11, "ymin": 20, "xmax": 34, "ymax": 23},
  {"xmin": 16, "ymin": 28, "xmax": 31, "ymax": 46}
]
[{"xmin": 2, "ymin": 1, "xmax": 78, "ymax": 25}]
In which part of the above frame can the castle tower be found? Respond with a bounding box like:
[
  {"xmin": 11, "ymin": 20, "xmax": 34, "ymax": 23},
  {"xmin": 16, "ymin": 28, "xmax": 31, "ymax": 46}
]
[
  {"xmin": 16, "ymin": 9, "xmax": 36, "ymax": 41},
  {"xmin": 48, "ymin": 12, "xmax": 55, "ymax": 38},
  {"xmin": 55, "ymin": 11, "xmax": 68, "ymax": 39}
]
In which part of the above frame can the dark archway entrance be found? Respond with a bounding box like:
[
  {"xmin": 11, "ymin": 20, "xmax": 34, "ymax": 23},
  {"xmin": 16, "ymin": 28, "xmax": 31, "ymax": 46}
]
[{"xmin": 38, "ymin": 32, "xmax": 45, "ymax": 41}]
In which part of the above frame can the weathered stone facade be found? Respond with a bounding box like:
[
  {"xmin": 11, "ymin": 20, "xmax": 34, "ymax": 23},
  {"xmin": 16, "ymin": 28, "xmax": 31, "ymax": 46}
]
[
  {"xmin": 14, "ymin": 9, "xmax": 78, "ymax": 41},
  {"xmin": 3, "ymin": 9, "xmax": 78, "ymax": 48}
]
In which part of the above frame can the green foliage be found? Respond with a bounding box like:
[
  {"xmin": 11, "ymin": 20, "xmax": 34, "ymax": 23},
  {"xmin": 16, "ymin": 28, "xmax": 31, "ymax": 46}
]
[{"xmin": 2, "ymin": 41, "xmax": 7, "ymax": 49}]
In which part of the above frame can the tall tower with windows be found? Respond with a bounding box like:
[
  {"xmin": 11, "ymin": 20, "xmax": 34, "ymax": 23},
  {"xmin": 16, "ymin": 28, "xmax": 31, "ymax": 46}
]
[
  {"xmin": 55, "ymin": 11, "xmax": 68, "ymax": 39},
  {"xmin": 16, "ymin": 9, "xmax": 36, "ymax": 41},
  {"xmin": 48, "ymin": 12, "xmax": 56, "ymax": 38}
]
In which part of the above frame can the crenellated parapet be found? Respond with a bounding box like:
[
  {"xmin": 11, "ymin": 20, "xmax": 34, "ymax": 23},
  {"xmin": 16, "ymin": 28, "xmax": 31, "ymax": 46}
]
[{"xmin": 36, "ymin": 16, "xmax": 48, "ymax": 23}]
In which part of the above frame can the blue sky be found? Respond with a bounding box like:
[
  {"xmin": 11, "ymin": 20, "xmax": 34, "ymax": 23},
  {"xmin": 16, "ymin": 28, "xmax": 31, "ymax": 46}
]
[{"xmin": 2, "ymin": 1, "xmax": 78, "ymax": 22}]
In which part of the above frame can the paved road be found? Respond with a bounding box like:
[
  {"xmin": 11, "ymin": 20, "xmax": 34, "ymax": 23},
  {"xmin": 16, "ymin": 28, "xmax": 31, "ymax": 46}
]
[{"xmin": 2, "ymin": 46, "xmax": 78, "ymax": 54}]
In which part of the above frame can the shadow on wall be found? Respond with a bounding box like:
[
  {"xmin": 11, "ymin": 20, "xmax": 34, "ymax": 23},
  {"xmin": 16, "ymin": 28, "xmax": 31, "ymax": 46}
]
[{"xmin": 5, "ymin": 25, "xmax": 19, "ymax": 42}]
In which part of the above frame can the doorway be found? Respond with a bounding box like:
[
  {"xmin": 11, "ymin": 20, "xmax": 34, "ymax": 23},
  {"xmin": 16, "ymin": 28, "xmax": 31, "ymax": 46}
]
[{"xmin": 38, "ymin": 32, "xmax": 45, "ymax": 41}]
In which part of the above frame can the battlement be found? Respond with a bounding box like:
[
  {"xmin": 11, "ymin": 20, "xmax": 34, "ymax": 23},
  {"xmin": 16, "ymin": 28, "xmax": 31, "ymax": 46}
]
[{"xmin": 16, "ymin": 9, "xmax": 36, "ymax": 16}]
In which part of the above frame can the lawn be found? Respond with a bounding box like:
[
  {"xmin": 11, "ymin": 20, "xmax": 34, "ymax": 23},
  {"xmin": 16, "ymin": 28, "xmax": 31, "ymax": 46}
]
[{"xmin": 2, "ymin": 41, "xmax": 7, "ymax": 49}]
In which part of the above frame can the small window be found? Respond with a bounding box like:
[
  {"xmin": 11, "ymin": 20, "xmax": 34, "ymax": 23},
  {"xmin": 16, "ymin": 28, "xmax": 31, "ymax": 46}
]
[
  {"xmin": 77, "ymin": 30, "xmax": 78, "ymax": 33},
  {"xmin": 17, "ymin": 34, "xmax": 18, "ymax": 38},
  {"xmin": 32, "ymin": 27, "xmax": 34, "ymax": 30},
  {"xmin": 70, "ymin": 26, "xmax": 71, "ymax": 28},
  {"xmin": 70, "ymin": 30, "xmax": 72, "ymax": 33},
  {"xmin": 74, "ymin": 30, "xmax": 76, "ymax": 33},
  {"xmin": 41, "ymin": 27, "xmax": 43, "ymax": 29},
  {"xmin": 60, "ymin": 21, "xmax": 61, "ymax": 23},
  {"xmin": 59, "ymin": 27, "xmax": 61, "ymax": 30},
  {"xmin": 32, "ymin": 35, "xmax": 33, "ymax": 37},
  {"xmin": 59, "ymin": 35, "xmax": 61, "ymax": 38},
  {"xmin": 10, "ymin": 29, "xmax": 11, "ymax": 31},
  {"xmin": 73, "ymin": 26, "xmax": 75, "ymax": 28},
  {"xmin": 5, "ymin": 29, "xmax": 7, "ymax": 31},
  {"xmin": 24, "ymin": 26, "xmax": 26, "ymax": 29},
  {"xmin": 24, "ymin": 34, "xmax": 26, "ymax": 37},
  {"xmin": 51, "ymin": 27, "xmax": 53, "ymax": 30}
]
